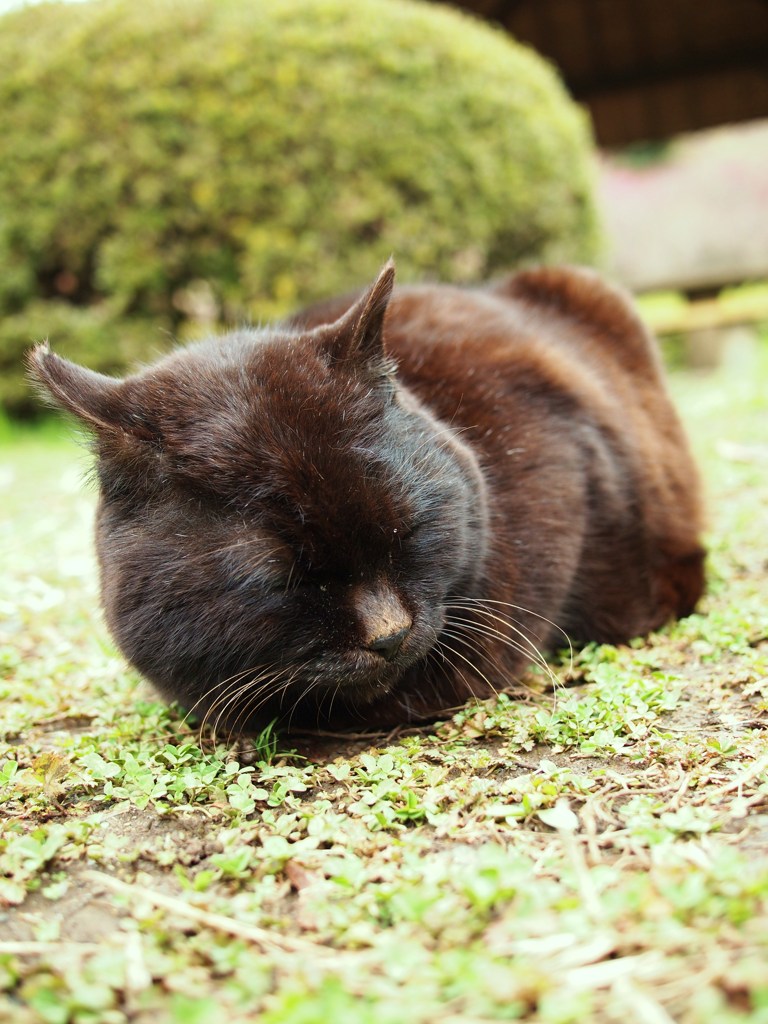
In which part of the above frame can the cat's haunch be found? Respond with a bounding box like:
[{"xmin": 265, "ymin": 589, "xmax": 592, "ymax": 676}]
[{"xmin": 28, "ymin": 262, "xmax": 705, "ymax": 734}]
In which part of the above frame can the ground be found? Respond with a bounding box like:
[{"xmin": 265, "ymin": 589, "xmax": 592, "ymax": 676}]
[{"xmin": 1, "ymin": 330, "xmax": 767, "ymax": 1024}]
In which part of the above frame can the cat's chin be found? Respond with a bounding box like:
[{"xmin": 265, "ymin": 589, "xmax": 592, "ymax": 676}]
[
  {"xmin": 284, "ymin": 642, "xmax": 424, "ymax": 712},
  {"xmin": 315, "ymin": 649, "xmax": 413, "ymax": 704}
]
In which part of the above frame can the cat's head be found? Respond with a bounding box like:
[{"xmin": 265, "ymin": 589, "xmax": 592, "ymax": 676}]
[{"xmin": 28, "ymin": 263, "xmax": 488, "ymax": 732}]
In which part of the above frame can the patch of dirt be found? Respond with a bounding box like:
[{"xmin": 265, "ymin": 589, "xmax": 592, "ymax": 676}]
[
  {"xmin": 2, "ymin": 872, "xmax": 122, "ymax": 944},
  {"xmin": 1, "ymin": 805, "xmax": 221, "ymax": 943}
]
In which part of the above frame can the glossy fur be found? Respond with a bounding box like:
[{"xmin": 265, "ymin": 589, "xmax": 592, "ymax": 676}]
[{"xmin": 28, "ymin": 263, "xmax": 705, "ymax": 733}]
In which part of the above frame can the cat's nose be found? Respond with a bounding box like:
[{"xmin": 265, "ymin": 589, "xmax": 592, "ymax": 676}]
[
  {"xmin": 353, "ymin": 582, "xmax": 412, "ymax": 661},
  {"xmin": 367, "ymin": 626, "xmax": 411, "ymax": 662}
]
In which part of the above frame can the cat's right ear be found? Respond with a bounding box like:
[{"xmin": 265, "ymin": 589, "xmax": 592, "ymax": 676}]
[
  {"xmin": 320, "ymin": 260, "xmax": 396, "ymax": 366},
  {"xmin": 27, "ymin": 344, "xmax": 157, "ymax": 441}
]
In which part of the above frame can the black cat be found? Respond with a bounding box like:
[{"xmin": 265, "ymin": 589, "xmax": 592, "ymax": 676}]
[{"xmin": 29, "ymin": 262, "xmax": 705, "ymax": 733}]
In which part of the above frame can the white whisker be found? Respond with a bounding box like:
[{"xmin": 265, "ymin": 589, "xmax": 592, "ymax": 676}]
[
  {"xmin": 446, "ymin": 610, "xmax": 563, "ymax": 692},
  {"xmin": 448, "ymin": 601, "xmax": 549, "ymax": 663},
  {"xmin": 433, "ymin": 634, "xmax": 499, "ymax": 699},
  {"xmin": 451, "ymin": 596, "xmax": 573, "ymax": 679},
  {"xmin": 463, "ymin": 596, "xmax": 573, "ymax": 657}
]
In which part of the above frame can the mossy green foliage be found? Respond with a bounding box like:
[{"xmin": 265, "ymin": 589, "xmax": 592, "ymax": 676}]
[{"xmin": 0, "ymin": 0, "xmax": 599, "ymax": 416}]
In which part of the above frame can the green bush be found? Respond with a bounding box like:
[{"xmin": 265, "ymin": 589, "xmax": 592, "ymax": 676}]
[
  {"xmin": 0, "ymin": 0, "xmax": 599, "ymax": 417},
  {"xmin": 0, "ymin": 303, "xmax": 161, "ymax": 416}
]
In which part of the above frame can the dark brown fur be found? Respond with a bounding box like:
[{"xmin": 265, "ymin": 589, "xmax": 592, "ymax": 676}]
[{"xmin": 28, "ymin": 262, "xmax": 705, "ymax": 733}]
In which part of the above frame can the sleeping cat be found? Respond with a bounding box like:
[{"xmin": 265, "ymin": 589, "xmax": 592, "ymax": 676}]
[{"xmin": 28, "ymin": 262, "xmax": 705, "ymax": 734}]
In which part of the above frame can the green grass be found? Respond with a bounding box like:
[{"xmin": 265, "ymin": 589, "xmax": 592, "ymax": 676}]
[{"xmin": 2, "ymin": 335, "xmax": 768, "ymax": 1023}]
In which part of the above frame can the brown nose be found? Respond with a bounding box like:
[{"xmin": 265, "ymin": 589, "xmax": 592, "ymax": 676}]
[
  {"xmin": 367, "ymin": 626, "xmax": 410, "ymax": 661},
  {"xmin": 353, "ymin": 582, "xmax": 412, "ymax": 660}
]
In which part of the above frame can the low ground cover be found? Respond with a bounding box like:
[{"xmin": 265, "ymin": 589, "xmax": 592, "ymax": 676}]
[{"xmin": 1, "ymin": 335, "xmax": 767, "ymax": 1023}]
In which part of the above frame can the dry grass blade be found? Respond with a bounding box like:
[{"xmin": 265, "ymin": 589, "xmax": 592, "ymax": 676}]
[
  {"xmin": 0, "ymin": 942, "xmax": 102, "ymax": 955},
  {"xmin": 82, "ymin": 871, "xmax": 340, "ymax": 957}
]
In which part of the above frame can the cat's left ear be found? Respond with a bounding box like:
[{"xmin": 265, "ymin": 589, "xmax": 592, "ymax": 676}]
[
  {"xmin": 322, "ymin": 259, "xmax": 396, "ymax": 365},
  {"xmin": 26, "ymin": 344, "xmax": 158, "ymax": 441}
]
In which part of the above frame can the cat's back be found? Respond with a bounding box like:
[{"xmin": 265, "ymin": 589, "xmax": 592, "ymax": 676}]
[
  {"xmin": 488, "ymin": 264, "xmax": 662, "ymax": 381},
  {"xmin": 387, "ymin": 266, "xmax": 651, "ymax": 372},
  {"xmin": 380, "ymin": 267, "xmax": 666, "ymax": 432}
]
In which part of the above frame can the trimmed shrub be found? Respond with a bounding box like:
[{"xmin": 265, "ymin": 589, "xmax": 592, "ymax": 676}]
[
  {"xmin": 0, "ymin": 0, "xmax": 600, "ymax": 416},
  {"xmin": 0, "ymin": 304, "xmax": 162, "ymax": 415}
]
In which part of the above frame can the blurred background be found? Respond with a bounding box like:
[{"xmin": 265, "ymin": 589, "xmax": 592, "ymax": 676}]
[
  {"xmin": 0, "ymin": 0, "xmax": 765, "ymax": 419},
  {"xmin": 0, "ymin": 0, "xmax": 766, "ymax": 415},
  {"xmin": 474, "ymin": 0, "xmax": 768, "ymax": 370}
]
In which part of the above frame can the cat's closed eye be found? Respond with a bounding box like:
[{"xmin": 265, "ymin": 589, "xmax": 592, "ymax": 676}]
[{"xmin": 395, "ymin": 520, "xmax": 429, "ymax": 543}]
